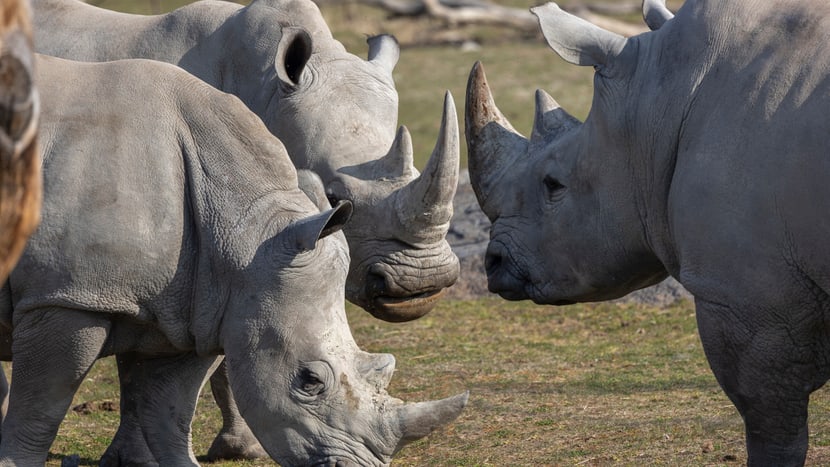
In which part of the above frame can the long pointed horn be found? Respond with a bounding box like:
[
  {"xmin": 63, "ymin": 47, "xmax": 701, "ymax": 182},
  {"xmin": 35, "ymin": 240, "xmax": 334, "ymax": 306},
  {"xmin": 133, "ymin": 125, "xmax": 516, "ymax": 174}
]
[
  {"xmin": 394, "ymin": 391, "xmax": 469, "ymax": 453},
  {"xmin": 395, "ymin": 91, "xmax": 459, "ymax": 241},
  {"xmin": 642, "ymin": 0, "xmax": 674, "ymax": 30},
  {"xmin": 465, "ymin": 61, "xmax": 527, "ymax": 219},
  {"xmin": 530, "ymin": 89, "xmax": 580, "ymax": 149}
]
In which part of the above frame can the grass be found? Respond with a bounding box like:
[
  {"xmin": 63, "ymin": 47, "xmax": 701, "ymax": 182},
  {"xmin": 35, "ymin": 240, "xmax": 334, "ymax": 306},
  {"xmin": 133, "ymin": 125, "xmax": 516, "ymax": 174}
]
[
  {"xmin": 46, "ymin": 299, "xmax": 830, "ymax": 465},
  {"xmin": 35, "ymin": 1, "xmax": 830, "ymax": 465}
]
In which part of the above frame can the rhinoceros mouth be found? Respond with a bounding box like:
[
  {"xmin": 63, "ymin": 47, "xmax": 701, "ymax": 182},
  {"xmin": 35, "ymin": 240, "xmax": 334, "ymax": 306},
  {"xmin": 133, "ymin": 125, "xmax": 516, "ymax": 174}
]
[{"xmin": 368, "ymin": 288, "xmax": 446, "ymax": 322}]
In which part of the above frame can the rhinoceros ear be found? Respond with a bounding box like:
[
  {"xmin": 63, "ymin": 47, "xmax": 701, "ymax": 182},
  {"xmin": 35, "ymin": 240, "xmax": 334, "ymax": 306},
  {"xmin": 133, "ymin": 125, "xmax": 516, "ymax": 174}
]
[
  {"xmin": 296, "ymin": 169, "xmax": 330, "ymax": 210},
  {"xmin": 531, "ymin": 3, "xmax": 626, "ymax": 69},
  {"xmin": 367, "ymin": 34, "xmax": 399, "ymax": 73},
  {"xmin": 292, "ymin": 200, "xmax": 353, "ymax": 251},
  {"xmin": 642, "ymin": 0, "xmax": 674, "ymax": 30},
  {"xmin": 275, "ymin": 27, "xmax": 313, "ymax": 87}
]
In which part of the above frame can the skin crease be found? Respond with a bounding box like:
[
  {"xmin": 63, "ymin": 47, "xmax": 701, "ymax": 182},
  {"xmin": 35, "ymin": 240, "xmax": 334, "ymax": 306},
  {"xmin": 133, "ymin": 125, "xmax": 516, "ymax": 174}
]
[
  {"xmin": 0, "ymin": 55, "xmax": 466, "ymax": 466},
  {"xmin": 468, "ymin": 1, "xmax": 830, "ymax": 465},
  {"xmin": 30, "ymin": 0, "xmax": 461, "ymax": 460},
  {"xmin": 31, "ymin": 0, "xmax": 459, "ymax": 316}
]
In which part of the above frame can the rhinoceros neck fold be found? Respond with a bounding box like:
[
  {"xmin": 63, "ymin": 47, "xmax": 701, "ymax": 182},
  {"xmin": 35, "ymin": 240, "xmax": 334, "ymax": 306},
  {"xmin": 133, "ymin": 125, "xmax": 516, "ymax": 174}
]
[{"xmin": 176, "ymin": 82, "xmax": 304, "ymax": 356}]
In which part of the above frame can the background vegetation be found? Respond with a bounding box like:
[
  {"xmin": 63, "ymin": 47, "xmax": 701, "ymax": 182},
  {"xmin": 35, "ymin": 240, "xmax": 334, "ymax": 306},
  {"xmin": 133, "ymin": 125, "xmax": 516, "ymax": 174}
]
[{"xmin": 37, "ymin": 0, "xmax": 830, "ymax": 465}]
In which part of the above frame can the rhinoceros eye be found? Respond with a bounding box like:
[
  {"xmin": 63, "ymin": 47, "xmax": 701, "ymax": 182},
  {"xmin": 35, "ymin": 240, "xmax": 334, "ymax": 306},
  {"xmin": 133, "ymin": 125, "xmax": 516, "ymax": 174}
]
[
  {"xmin": 543, "ymin": 175, "xmax": 567, "ymax": 202},
  {"xmin": 295, "ymin": 361, "xmax": 332, "ymax": 400}
]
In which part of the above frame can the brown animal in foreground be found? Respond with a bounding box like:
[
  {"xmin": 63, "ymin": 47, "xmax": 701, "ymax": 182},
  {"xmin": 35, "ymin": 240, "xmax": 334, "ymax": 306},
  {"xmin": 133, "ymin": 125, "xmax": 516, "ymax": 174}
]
[{"xmin": 0, "ymin": 0, "xmax": 40, "ymax": 282}]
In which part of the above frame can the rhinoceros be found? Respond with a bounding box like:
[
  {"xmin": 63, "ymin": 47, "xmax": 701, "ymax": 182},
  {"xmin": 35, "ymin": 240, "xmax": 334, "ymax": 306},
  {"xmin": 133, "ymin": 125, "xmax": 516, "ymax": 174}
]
[
  {"xmin": 32, "ymin": 0, "xmax": 459, "ymax": 322},
  {"xmin": 0, "ymin": 0, "xmax": 40, "ymax": 283},
  {"xmin": 466, "ymin": 0, "xmax": 830, "ymax": 465},
  {"xmin": 0, "ymin": 54, "xmax": 467, "ymax": 466},
  {"xmin": 32, "ymin": 0, "xmax": 460, "ymax": 460}
]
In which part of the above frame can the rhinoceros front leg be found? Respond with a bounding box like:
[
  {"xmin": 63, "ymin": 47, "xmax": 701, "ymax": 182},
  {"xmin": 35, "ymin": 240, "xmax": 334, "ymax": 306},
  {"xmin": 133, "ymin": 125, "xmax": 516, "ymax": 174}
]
[
  {"xmin": 0, "ymin": 308, "xmax": 110, "ymax": 465},
  {"xmin": 695, "ymin": 298, "xmax": 817, "ymax": 466},
  {"xmin": 99, "ymin": 353, "xmax": 159, "ymax": 467},
  {"xmin": 104, "ymin": 351, "xmax": 221, "ymax": 466},
  {"xmin": 206, "ymin": 359, "xmax": 267, "ymax": 461}
]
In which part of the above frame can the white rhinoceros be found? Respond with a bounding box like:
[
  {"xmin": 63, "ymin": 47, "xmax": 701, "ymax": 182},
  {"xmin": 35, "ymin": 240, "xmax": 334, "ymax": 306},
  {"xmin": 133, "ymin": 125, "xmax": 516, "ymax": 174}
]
[
  {"xmin": 0, "ymin": 0, "xmax": 40, "ymax": 283},
  {"xmin": 467, "ymin": 1, "xmax": 830, "ymax": 465},
  {"xmin": 32, "ymin": 0, "xmax": 459, "ymax": 321},
  {"xmin": 0, "ymin": 54, "xmax": 467, "ymax": 466},
  {"xmin": 31, "ymin": 0, "xmax": 460, "ymax": 460}
]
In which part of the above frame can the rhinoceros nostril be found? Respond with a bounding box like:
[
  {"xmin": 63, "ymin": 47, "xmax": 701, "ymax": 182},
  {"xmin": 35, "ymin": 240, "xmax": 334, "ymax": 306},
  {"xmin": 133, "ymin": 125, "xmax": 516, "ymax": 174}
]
[
  {"xmin": 366, "ymin": 271, "xmax": 387, "ymax": 299},
  {"xmin": 484, "ymin": 249, "xmax": 503, "ymax": 276}
]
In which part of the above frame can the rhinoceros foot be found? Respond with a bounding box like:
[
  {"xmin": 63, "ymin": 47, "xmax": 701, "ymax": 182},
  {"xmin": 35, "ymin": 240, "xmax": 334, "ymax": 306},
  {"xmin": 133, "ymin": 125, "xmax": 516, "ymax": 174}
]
[
  {"xmin": 98, "ymin": 442, "xmax": 158, "ymax": 467},
  {"xmin": 206, "ymin": 430, "xmax": 268, "ymax": 461},
  {"xmin": 369, "ymin": 288, "xmax": 446, "ymax": 323}
]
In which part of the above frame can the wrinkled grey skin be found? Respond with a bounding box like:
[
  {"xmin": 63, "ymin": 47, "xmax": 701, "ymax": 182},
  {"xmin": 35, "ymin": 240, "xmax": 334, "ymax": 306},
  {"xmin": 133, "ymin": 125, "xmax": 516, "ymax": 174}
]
[
  {"xmin": 32, "ymin": 0, "xmax": 459, "ymax": 321},
  {"xmin": 467, "ymin": 1, "xmax": 830, "ymax": 465},
  {"xmin": 32, "ymin": 0, "xmax": 460, "ymax": 460},
  {"xmin": 0, "ymin": 55, "xmax": 467, "ymax": 467}
]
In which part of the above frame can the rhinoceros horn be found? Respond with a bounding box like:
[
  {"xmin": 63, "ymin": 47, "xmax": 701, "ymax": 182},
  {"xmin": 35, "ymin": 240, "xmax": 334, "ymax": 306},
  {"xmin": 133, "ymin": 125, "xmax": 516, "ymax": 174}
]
[
  {"xmin": 465, "ymin": 61, "xmax": 527, "ymax": 219},
  {"xmin": 394, "ymin": 91, "xmax": 459, "ymax": 243},
  {"xmin": 530, "ymin": 88, "xmax": 580, "ymax": 151},
  {"xmin": 0, "ymin": 9, "xmax": 41, "ymax": 282},
  {"xmin": 395, "ymin": 391, "xmax": 469, "ymax": 452},
  {"xmin": 642, "ymin": 0, "xmax": 674, "ymax": 31}
]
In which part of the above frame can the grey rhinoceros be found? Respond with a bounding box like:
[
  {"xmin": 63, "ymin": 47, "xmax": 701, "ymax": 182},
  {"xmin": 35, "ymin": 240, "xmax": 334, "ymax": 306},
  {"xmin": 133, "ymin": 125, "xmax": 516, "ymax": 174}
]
[
  {"xmin": 32, "ymin": 0, "xmax": 459, "ymax": 321},
  {"xmin": 32, "ymin": 0, "xmax": 460, "ymax": 460},
  {"xmin": 0, "ymin": 54, "xmax": 467, "ymax": 466},
  {"xmin": 466, "ymin": 0, "xmax": 830, "ymax": 465},
  {"xmin": 0, "ymin": 0, "xmax": 40, "ymax": 283}
]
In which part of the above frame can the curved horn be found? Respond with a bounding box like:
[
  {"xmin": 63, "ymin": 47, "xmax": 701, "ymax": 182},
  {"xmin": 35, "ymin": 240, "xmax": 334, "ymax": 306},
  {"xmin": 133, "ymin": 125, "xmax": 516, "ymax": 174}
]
[
  {"xmin": 531, "ymin": 2, "xmax": 625, "ymax": 68},
  {"xmin": 394, "ymin": 91, "xmax": 459, "ymax": 241},
  {"xmin": 465, "ymin": 61, "xmax": 527, "ymax": 219},
  {"xmin": 0, "ymin": 15, "xmax": 41, "ymax": 282},
  {"xmin": 394, "ymin": 391, "xmax": 469, "ymax": 452},
  {"xmin": 530, "ymin": 89, "xmax": 580, "ymax": 149},
  {"xmin": 642, "ymin": 0, "xmax": 674, "ymax": 30}
]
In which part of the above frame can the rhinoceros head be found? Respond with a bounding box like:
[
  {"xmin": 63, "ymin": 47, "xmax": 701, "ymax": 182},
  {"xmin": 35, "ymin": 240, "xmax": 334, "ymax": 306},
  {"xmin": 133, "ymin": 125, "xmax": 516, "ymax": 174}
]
[
  {"xmin": 0, "ymin": 0, "xmax": 40, "ymax": 282},
  {"xmin": 466, "ymin": 3, "xmax": 669, "ymax": 305},
  {"xmin": 239, "ymin": 0, "xmax": 460, "ymax": 322},
  {"xmin": 221, "ymin": 199, "xmax": 467, "ymax": 466}
]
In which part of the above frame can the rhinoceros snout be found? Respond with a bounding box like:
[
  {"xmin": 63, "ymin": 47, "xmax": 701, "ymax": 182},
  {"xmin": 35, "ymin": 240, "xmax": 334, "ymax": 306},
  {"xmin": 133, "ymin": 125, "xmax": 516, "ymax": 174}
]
[
  {"xmin": 363, "ymin": 269, "xmax": 447, "ymax": 322},
  {"xmin": 484, "ymin": 242, "xmax": 530, "ymax": 301}
]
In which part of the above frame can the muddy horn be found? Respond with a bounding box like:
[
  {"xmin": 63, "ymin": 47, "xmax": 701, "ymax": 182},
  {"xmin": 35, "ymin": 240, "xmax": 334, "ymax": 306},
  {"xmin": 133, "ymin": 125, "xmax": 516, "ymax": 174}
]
[
  {"xmin": 394, "ymin": 91, "xmax": 459, "ymax": 243},
  {"xmin": 394, "ymin": 391, "xmax": 469, "ymax": 453},
  {"xmin": 0, "ymin": 20, "xmax": 41, "ymax": 282},
  {"xmin": 465, "ymin": 61, "xmax": 527, "ymax": 220}
]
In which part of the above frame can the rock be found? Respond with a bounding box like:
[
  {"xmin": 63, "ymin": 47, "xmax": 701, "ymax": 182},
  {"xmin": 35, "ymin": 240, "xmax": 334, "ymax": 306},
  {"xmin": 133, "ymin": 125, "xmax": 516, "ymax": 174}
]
[{"xmin": 446, "ymin": 170, "xmax": 692, "ymax": 307}]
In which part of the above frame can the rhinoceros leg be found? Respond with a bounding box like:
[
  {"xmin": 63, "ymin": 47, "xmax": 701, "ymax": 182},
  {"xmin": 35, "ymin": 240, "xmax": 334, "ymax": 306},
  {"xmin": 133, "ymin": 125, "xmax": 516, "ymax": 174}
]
[
  {"xmin": 105, "ymin": 351, "xmax": 221, "ymax": 466},
  {"xmin": 99, "ymin": 353, "xmax": 159, "ymax": 467},
  {"xmin": 695, "ymin": 298, "xmax": 813, "ymax": 466},
  {"xmin": 0, "ymin": 308, "xmax": 110, "ymax": 464},
  {"xmin": 206, "ymin": 359, "xmax": 267, "ymax": 461}
]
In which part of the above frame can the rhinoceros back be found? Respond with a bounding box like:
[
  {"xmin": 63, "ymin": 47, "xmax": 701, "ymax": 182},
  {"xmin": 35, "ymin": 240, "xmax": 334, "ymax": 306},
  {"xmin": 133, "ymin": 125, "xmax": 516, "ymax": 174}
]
[{"xmin": 9, "ymin": 54, "xmax": 301, "ymax": 351}]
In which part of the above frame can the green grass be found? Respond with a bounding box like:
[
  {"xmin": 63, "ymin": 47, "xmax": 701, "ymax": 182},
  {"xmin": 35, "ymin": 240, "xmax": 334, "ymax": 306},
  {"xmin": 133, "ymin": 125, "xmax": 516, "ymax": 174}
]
[
  {"xmin": 46, "ymin": 299, "xmax": 830, "ymax": 465},
  {"xmin": 36, "ymin": 1, "xmax": 830, "ymax": 465}
]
